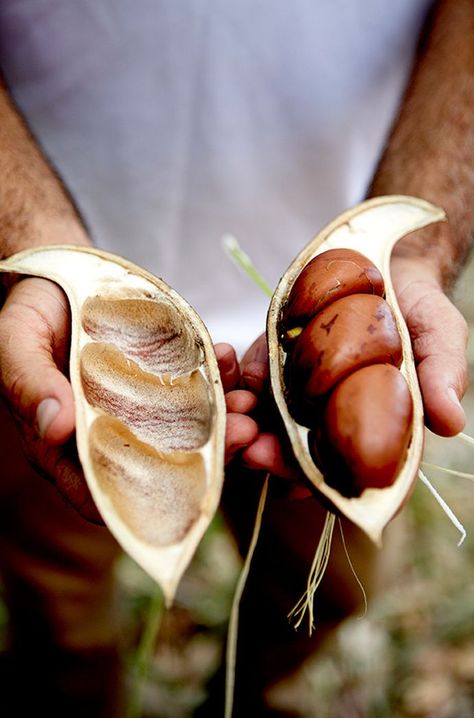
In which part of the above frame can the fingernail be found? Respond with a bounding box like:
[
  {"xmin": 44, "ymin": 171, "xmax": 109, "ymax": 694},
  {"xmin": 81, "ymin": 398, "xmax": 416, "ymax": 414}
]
[
  {"xmin": 227, "ymin": 440, "xmax": 250, "ymax": 453},
  {"xmin": 36, "ymin": 398, "xmax": 61, "ymax": 438},
  {"xmin": 447, "ymin": 387, "xmax": 462, "ymax": 409},
  {"xmin": 224, "ymin": 356, "xmax": 238, "ymax": 377},
  {"xmin": 252, "ymin": 342, "xmax": 268, "ymax": 363}
]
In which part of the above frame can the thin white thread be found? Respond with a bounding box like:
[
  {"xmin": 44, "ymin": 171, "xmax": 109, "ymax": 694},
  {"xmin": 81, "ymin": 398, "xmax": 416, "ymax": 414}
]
[
  {"xmin": 224, "ymin": 475, "xmax": 270, "ymax": 718},
  {"xmin": 337, "ymin": 518, "xmax": 368, "ymax": 619},
  {"xmin": 288, "ymin": 511, "xmax": 336, "ymax": 635},
  {"xmin": 418, "ymin": 469, "xmax": 467, "ymax": 547},
  {"xmin": 457, "ymin": 431, "xmax": 474, "ymax": 447},
  {"xmin": 421, "ymin": 461, "xmax": 474, "ymax": 481}
]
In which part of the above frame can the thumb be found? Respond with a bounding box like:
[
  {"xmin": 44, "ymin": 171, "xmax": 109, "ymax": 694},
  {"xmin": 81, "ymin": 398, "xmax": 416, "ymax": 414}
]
[
  {"xmin": 240, "ymin": 333, "xmax": 269, "ymax": 395},
  {"xmin": 0, "ymin": 278, "xmax": 75, "ymax": 445},
  {"xmin": 391, "ymin": 258, "xmax": 468, "ymax": 437}
]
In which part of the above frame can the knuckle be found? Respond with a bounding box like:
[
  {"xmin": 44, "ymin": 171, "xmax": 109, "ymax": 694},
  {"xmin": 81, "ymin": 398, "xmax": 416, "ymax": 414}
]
[
  {"xmin": 406, "ymin": 288, "xmax": 469, "ymax": 361},
  {"xmin": 0, "ymin": 334, "xmax": 35, "ymax": 420},
  {"xmin": 6, "ymin": 365, "xmax": 27, "ymax": 402},
  {"xmin": 452, "ymin": 308, "xmax": 469, "ymax": 345},
  {"xmin": 2, "ymin": 365, "xmax": 33, "ymax": 420},
  {"xmin": 454, "ymin": 357, "xmax": 469, "ymax": 397}
]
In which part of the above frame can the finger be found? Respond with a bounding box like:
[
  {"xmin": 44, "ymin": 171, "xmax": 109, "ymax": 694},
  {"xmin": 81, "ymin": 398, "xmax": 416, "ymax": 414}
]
[
  {"xmin": 395, "ymin": 276, "xmax": 468, "ymax": 436},
  {"xmin": 240, "ymin": 360, "xmax": 269, "ymax": 395},
  {"xmin": 214, "ymin": 342, "xmax": 241, "ymax": 392},
  {"xmin": 240, "ymin": 333, "xmax": 268, "ymax": 367},
  {"xmin": 225, "ymin": 412, "xmax": 259, "ymax": 463},
  {"xmin": 416, "ymin": 345, "xmax": 467, "ymax": 436},
  {"xmin": 241, "ymin": 432, "xmax": 301, "ymax": 482},
  {"xmin": 225, "ymin": 389, "xmax": 257, "ymax": 414},
  {"xmin": 0, "ymin": 278, "xmax": 75, "ymax": 445},
  {"xmin": 54, "ymin": 457, "xmax": 102, "ymax": 524},
  {"xmin": 240, "ymin": 334, "xmax": 269, "ymax": 393},
  {"xmin": 27, "ymin": 432, "xmax": 102, "ymax": 523}
]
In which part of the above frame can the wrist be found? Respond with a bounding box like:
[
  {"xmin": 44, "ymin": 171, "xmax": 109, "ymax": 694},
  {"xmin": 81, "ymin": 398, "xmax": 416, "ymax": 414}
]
[
  {"xmin": 0, "ymin": 216, "xmax": 91, "ymax": 304},
  {"xmin": 0, "ymin": 213, "xmax": 91, "ymax": 260},
  {"xmin": 0, "ymin": 79, "xmax": 91, "ymax": 261},
  {"xmin": 387, "ymin": 208, "xmax": 469, "ymax": 292}
]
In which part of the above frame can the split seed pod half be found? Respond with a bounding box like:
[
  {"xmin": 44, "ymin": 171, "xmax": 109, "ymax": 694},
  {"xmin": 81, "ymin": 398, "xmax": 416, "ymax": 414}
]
[
  {"xmin": 267, "ymin": 195, "xmax": 446, "ymax": 544},
  {"xmin": 0, "ymin": 246, "xmax": 226, "ymax": 604}
]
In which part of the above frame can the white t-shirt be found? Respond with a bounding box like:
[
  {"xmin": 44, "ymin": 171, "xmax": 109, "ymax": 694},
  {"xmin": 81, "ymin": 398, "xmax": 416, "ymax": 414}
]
[{"xmin": 0, "ymin": 0, "xmax": 434, "ymax": 353}]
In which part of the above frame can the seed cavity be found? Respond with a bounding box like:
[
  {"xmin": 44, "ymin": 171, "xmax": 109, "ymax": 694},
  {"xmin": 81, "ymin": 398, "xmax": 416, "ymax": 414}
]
[
  {"xmin": 81, "ymin": 294, "xmax": 201, "ymax": 378},
  {"xmin": 89, "ymin": 416, "xmax": 206, "ymax": 546},
  {"xmin": 80, "ymin": 343, "xmax": 212, "ymax": 452}
]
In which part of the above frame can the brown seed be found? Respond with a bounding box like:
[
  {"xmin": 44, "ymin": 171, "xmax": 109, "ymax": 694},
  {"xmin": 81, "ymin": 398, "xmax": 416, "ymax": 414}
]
[
  {"xmin": 311, "ymin": 364, "xmax": 414, "ymax": 496},
  {"xmin": 289, "ymin": 294, "xmax": 403, "ymax": 402},
  {"xmin": 283, "ymin": 248, "xmax": 384, "ymax": 332}
]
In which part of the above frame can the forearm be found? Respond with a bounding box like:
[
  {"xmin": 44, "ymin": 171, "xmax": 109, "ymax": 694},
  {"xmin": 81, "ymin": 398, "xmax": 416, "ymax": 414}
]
[
  {"xmin": 369, "ymin": 0, "xmax": 474, "ymax": 289},
  {"xmin": 0, "ymin": 77, "xmax": 90, "ymax": 258}
]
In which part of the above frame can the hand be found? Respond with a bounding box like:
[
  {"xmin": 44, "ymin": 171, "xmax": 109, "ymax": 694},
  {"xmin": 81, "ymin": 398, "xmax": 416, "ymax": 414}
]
[
  {"xmin": 0, "ymin": 277, "xmax": 100, "ymax": 520},
  {"xmin": 237, "ymin": 334, "xmax": 305, "ymax": 488},
  {"xmin": 390, "ymin": 255, "xmax": 468, "ymax": 437},
  {"xmin": 0, "ymin": 283, "xmax": 261, "ymax": 517},
  {"xmin": 214, "ymin": 342, "xmax": 259, "ymax": 463},
  {"xmin": 236, "ymin": 256, "xmax": 469, "ymax": 481}
]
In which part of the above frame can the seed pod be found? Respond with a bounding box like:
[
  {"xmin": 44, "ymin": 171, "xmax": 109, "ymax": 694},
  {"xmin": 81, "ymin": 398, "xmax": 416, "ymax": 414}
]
[
  {"xmin": 267, "ymin": 195, "xmax": 446, "ymax": 544},
  {"xmin": 0, "ymin": 246, "xmax": 226, "ymax": 603}
]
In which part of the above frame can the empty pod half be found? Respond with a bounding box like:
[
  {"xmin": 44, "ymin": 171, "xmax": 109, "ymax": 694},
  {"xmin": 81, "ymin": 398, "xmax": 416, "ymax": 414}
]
[{"xmin": 0, "ymin": 246, "xmax": 226, "ymax": 604}]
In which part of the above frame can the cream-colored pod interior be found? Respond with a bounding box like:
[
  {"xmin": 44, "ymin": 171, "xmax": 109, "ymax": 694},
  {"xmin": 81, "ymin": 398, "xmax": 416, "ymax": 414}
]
[
  {"xmin": 267, "ymin": 195, "xmax": 446, "ymax": 545},
  {"xmin": 0, "ymin": 246, "xmax": 226, "ymax": 604}
]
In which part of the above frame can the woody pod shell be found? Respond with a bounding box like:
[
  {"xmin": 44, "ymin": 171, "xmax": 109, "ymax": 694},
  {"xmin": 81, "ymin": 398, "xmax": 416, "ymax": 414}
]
[
  {"xmin": 0, "ymin": 246, "xmax": 226, "ymax": 605},
  {"xmin": 267, "ymin": 195, "xmax": 446, "ymax": 544}
]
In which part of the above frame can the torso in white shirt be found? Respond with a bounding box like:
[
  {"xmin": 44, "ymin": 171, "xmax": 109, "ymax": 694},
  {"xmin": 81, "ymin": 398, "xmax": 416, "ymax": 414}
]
[{"xmin": 0, "ymin": 0, "xmax": 434, "ymax": 352}]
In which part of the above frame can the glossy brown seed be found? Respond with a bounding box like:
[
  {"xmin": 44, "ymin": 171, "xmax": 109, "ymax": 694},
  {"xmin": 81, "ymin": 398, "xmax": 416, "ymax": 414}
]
[
  {"xmin": 311, "ymin": 364, "xmax": 414, "ymax": 496},
  {"xmin": 289, "ymin": 293, "xmax": 403, "ymax": 400},
  {"xmin": 283, "ymin": 248, "xmax": 385, "ymax": 331}
]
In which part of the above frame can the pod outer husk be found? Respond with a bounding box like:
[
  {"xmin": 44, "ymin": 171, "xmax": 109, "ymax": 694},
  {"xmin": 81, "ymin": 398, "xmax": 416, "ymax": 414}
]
[
  {"xmin": 267, "ymin": 195, "xmax": 446, "ymax": 544},
  {"xmin": 0, "ymin": 246, "xmax": 226, "ymax": 604}
]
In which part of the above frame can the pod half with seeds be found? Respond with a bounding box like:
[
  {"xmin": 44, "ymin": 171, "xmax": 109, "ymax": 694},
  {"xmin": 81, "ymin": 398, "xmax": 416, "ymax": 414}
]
[{"xmin": 267, "ymin": 195, "xmax": 446, "ymax": 544}]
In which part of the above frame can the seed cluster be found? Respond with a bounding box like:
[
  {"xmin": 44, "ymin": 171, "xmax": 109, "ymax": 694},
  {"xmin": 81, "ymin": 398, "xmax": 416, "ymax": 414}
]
[{"xmin": 281, "ymin": 248, "xmax": 413, "ymax": 496}]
